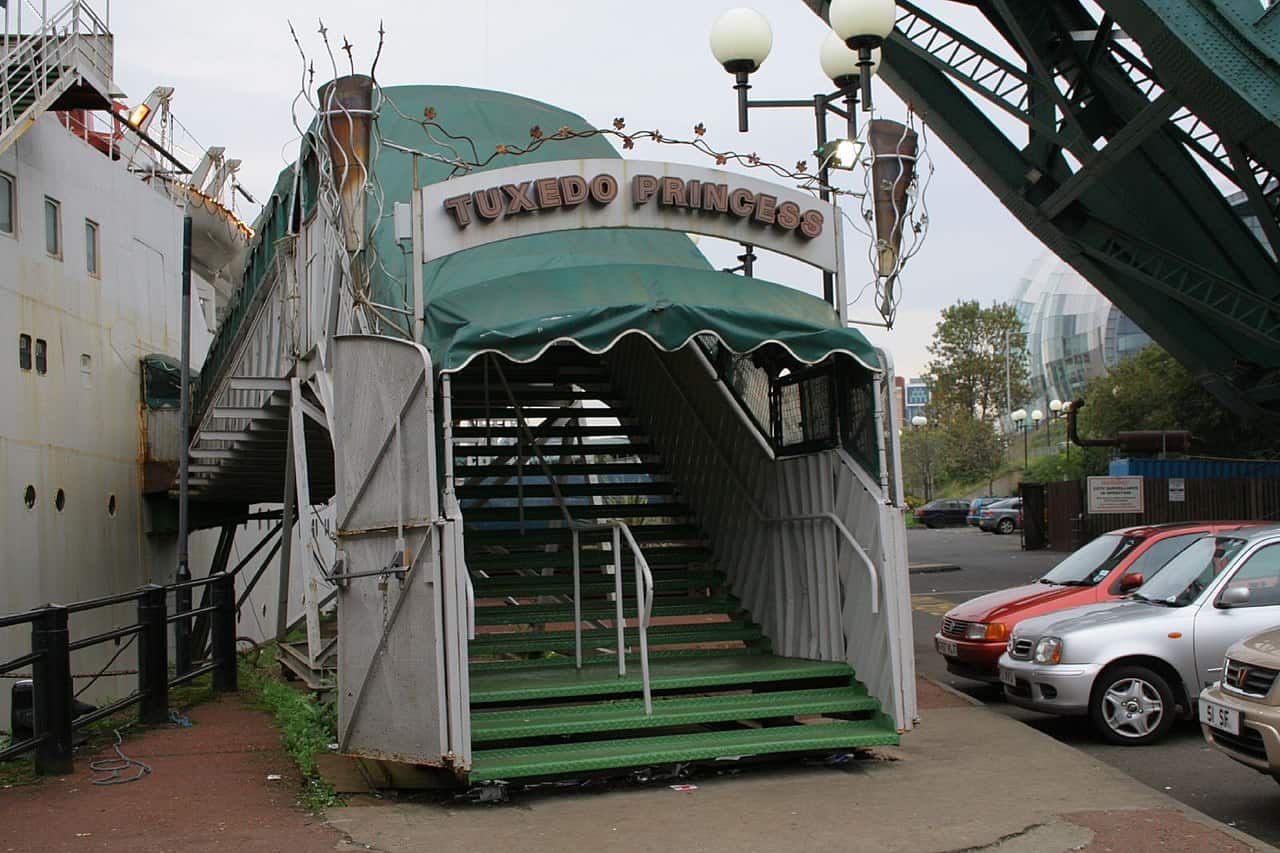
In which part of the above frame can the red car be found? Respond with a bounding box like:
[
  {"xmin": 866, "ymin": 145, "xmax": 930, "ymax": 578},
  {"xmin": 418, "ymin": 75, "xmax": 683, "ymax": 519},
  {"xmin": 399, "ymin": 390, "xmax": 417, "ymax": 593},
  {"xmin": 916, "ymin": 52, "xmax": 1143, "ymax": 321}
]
[{"xmin": 934, "ymin": 522, "xmax": 1265, "ymax": 683}]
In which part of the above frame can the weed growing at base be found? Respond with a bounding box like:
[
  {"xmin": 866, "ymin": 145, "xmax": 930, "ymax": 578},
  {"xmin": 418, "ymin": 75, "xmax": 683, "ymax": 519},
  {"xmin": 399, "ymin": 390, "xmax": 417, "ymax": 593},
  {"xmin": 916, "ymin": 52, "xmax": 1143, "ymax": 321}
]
[{"xmin": 239, "ymin": 648, "xmax": 340, "ymax": 811}]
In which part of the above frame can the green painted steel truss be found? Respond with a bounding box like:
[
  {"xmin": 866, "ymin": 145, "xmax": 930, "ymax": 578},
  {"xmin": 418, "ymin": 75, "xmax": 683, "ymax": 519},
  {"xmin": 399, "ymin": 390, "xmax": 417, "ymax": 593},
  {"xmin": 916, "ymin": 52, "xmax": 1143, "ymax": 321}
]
[{"xmin": 803, "ymin": 0, "xmax": 1280, "ymax": 417}]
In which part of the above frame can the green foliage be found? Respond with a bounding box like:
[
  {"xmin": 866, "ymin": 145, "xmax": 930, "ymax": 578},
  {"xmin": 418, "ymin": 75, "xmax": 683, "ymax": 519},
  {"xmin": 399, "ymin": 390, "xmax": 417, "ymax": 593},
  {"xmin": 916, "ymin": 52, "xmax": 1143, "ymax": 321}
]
[
  {"xmin": 924, "ymin": 300, "xmax": 1030, "ymax": 421},
  {"xmin": 1022, "ymin": 447, "xmax": 1103, "ymax": 483},
  {"xmin": 937, "ymin": 415, "xmax": 1004, "ymax": 485},
  {"xmin": 239, "ymin": 651, "xmax": 341, "ymax": 811},
  {"xmin": 1075, "ymin": 346, "xmax": 1277, "ymax": 458}
]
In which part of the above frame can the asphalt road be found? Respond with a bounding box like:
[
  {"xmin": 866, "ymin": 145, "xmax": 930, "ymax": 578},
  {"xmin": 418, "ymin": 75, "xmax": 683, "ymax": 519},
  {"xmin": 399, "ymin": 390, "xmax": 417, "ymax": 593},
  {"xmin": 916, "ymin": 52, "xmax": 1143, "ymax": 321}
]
[{"xmin": 907, "ymin": 526, "xmax": 1280, "ymax": 848}]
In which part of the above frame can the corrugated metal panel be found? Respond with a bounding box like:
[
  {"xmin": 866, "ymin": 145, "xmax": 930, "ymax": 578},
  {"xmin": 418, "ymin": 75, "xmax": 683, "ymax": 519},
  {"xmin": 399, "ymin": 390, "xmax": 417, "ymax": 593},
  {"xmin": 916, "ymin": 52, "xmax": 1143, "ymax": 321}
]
[
  {"xmin": 608, "ymin": 338, "xmax": 913, "ymax": 729},
  {"xmin": 1109, "ymin": 458, "xmax": 1280, "ymax": 479}
]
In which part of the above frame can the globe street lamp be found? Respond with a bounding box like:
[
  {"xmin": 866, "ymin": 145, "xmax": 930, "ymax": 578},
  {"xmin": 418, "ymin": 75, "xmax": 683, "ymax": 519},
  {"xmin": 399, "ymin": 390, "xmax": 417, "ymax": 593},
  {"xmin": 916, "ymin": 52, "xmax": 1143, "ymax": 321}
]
[
  {"xmin": 1011, "ymin": 407, "xmax": 1028, "ymax": 470},
  {"xmin": 829, "ymin": 0, "xmax": 897, "ymax": 112},
  {"xmin": 709, "ymin": 6, "xmax": 888, "ymax": 308},
  {"xmin": 909, "ymin": 414, "xmax": 933, "ymax": 500},
  {"xmin": 1048, "ymin": 399, "xmax": 1062, "ymax": 450}
]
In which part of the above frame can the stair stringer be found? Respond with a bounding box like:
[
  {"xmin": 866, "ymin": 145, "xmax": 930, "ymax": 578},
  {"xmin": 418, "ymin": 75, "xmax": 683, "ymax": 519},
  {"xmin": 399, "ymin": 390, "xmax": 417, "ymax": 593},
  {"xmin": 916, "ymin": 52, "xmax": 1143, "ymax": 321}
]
[{"xmin": 607, "ymin": 337, "xmax": 911, "ymax": 728}]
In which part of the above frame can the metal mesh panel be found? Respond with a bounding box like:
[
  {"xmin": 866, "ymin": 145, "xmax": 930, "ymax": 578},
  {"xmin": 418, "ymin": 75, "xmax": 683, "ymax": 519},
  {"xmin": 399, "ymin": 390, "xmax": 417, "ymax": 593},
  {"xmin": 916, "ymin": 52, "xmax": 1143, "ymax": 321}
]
[
  {"xmin": 844, "ymin": 381, "xmax": 878, "ymax": 476},
  {"xmin": 777, "ymin": 371, "xmax": 835, "ymax": 451},
  {"xmin": 726, "ymin": 355, "xmax": 772, "ymax": 436}
]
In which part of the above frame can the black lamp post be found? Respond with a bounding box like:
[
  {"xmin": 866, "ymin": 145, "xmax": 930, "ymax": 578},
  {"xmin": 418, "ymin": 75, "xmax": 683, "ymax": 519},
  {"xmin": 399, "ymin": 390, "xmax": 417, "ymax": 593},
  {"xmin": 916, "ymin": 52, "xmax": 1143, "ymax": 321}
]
[
  {"xmin": 1011, "ymin": 408, "xmax": 1028, "ymax": 470},
  {"xmin": 708, "ymin": 6, "xmax": 889, "ymax": 307}
]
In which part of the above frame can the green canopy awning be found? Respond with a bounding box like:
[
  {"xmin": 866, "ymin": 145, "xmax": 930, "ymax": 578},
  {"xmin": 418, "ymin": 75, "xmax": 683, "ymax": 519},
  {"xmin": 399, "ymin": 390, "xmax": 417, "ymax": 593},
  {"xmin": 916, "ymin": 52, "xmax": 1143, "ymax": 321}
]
[
  {"xmin": 368, "ymin": 85, "xmax": 880, "ymax": 375},
  {"xmin": 422, "ymin": 255, "xmax": 881, "ymax": 374}
]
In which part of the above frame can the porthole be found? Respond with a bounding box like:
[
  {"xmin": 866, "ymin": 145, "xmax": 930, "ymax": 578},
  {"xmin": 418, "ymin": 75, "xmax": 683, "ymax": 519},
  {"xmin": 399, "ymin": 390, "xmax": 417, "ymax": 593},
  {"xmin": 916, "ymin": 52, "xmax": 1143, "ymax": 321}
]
[
  {"xmin": 107, "ymin": 493, "xmax": 117, "ymax": 517},
  {"xmin": 54, "ymin": 489, "xmax": 65, "ymax": 511},
  {"xmin": 23, "ymin": 485, "xmax": 35, "ymax": 510}
]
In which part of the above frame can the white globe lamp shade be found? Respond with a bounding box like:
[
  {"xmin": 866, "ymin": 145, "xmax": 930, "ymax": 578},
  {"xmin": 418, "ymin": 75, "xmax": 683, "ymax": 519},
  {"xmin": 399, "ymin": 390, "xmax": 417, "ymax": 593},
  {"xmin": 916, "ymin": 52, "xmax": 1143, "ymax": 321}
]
[
  {"xmin": 1031, "ymin": 409, "xmax": 1044, "ymax": 422},
  {"xmin": 820, "ymin": 32, "xmax": 880, "ymax": 87},
  {"xmin": 710, "ymin": 8, "xmax": 774, "ymax": 73},
  {"xmin": 1049, "ymin": 399, "xmax": 1063, "ymax": 412},
  {"xmin": 1010, "ymin": 408, "xmax": 1027, "ymax": 422},
  {"xmin": 911, "ymin": 415, "xmax": 927, "ymax": 427},
  {"xmin": 830, "ymin": 0, "xmax": 897, "ymax": 48},
  {"xmin": 1062, "ymin": 401, "xmax": 1073, "ymax": 412}
]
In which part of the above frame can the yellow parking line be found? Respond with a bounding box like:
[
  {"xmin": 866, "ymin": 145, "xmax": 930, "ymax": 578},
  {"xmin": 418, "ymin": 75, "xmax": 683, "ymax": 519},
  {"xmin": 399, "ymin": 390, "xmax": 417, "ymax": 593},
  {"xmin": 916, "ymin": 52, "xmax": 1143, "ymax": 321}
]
[{"xmin": 910, "ymin": 594, "xmax": 955, "ymax": 617}]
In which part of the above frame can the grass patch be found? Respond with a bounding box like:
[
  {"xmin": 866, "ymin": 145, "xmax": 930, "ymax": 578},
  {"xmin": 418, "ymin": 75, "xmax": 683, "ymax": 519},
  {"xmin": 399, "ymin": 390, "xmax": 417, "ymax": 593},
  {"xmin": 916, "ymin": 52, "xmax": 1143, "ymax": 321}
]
[{"xmin": 238, "ymin": 647, "xmax": 341, "ymax": 812}]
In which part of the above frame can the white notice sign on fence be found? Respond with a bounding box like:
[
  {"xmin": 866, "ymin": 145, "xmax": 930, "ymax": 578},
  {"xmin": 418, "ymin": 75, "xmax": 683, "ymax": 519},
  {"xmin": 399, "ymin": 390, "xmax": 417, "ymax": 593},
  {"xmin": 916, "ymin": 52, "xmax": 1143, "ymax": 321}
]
[
  {"xmin": 1087, "ymin": 476, "xmax": 1145, "ymax": 514},
  {"xmin": 1169, "ymin": 478, "xmax": 1186, "ymax": 502}
]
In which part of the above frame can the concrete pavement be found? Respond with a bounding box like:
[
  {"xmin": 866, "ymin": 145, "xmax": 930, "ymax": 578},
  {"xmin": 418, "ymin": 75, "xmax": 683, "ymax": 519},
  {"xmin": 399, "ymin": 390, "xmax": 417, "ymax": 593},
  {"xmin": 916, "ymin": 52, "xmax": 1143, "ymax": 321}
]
[{"xmin": 324, "ymin": 679, "xmax": 1274, "ymax": 852}]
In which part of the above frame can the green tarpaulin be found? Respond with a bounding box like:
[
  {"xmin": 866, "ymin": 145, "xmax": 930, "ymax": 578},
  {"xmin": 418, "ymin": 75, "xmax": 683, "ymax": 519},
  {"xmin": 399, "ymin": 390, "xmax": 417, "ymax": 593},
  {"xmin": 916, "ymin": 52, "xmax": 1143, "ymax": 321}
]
[{"xmin": 367, "ymin": 86, "xmax": 881, "ymax": 374}]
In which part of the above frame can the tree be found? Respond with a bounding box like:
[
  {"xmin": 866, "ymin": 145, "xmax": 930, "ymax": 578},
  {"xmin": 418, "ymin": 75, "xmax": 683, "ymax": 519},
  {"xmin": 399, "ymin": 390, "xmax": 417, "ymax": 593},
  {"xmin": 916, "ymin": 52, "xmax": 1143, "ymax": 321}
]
[
  {"xmin": 901, "ymin": 424, "xmax": 942, "ymax": 501},
  {"xmin": 937, "ymin": 414, "xmax": 1005, "ymax": 489},
  {"xmin": 1074, "ymin": 345, "xmax": 1276, "ymax": 458},
  {"xmin": 923, "ymin": 300, "xmax": 1030, "ymax": 421}
]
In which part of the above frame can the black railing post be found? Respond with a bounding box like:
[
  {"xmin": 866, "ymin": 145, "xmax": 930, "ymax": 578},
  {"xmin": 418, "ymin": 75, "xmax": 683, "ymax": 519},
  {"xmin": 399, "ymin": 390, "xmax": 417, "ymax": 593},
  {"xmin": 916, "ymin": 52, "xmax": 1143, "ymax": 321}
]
[
  {"xmin": 174, "ymin": 582, "xmax": 192, "ymax": 678},
  {"xmin": 31, "ymin": 606, "xmax": 73, "ymax": 775},
  {"xmin": 137, "ymin": 585, "xmax": 169, "ymax": 725},
  {"xmin": 211, "ymin": 574, "xmax": 237, "ymax": 693}
]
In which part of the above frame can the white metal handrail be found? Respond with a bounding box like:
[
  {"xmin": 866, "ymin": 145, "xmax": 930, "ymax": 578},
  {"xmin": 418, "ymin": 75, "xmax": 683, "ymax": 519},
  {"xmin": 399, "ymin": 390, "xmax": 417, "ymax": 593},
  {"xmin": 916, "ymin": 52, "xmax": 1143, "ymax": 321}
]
[
  {"xmin": 1, "ymin": 1, "xmax": 113, "ymax": 156},
  {"xmin": 455, "ymin": 358, "xmax": 656, "ymax": 713},
  {"xmin": 651, "ymin": 348, "xmax": 882, "ymax": 613}
]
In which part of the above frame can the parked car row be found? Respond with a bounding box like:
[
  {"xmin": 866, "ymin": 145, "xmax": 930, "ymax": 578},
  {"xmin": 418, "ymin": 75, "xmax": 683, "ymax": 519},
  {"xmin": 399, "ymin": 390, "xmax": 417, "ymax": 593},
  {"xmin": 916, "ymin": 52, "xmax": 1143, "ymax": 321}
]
[
  {"xmin": 935, "ymin": 521, "xmax": 1280, "ymax": 787},
  {"xmin": 915, "ymin": 496, "xmax": 1019, "ymax": 532}
]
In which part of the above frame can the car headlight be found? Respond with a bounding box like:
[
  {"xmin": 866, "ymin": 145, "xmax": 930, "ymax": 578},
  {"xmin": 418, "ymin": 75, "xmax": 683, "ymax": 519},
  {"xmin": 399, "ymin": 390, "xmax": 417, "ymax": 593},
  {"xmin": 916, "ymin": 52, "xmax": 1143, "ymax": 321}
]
[
  {"xmin": 1033, "ymin": 637, "xmax": 1063, "ymax": 665},
  {"xmin": 965, "ymin": 622, "xmax": 1009, "ymax": 642}
]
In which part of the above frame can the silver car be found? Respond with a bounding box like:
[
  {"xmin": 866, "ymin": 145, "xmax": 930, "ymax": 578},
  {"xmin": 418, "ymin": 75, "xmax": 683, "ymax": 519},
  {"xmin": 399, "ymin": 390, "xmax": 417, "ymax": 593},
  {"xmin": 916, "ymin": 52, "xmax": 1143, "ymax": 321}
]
[{"xmin": 998, "ymin": 525, "xmax": 1280, "ymax": 745}]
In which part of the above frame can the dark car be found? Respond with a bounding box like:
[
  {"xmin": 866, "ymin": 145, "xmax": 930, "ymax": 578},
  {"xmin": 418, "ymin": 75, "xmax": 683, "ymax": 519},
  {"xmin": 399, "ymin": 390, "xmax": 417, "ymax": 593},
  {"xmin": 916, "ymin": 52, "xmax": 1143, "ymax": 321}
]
[
  {"xmin": 967, "ymin": 496, "xmax": 1011, "ymax": 527},
  {"xmin": 914, "ymin": 499, "xmax": 970, "ymax": 529},
  {"xmin": 978, "ymin": 498, "xmax": 1022, "ymax": 534}
]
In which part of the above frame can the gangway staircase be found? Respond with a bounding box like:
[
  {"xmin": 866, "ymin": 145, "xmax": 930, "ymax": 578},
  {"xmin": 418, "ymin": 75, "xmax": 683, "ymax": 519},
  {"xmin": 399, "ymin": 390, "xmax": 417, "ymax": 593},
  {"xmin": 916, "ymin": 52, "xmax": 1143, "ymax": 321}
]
[
  {"xmin": 0, "ymin": 0, "xmax": 115, "ymax": 157},
  {"xmin": 451, "ymin": 347, "xmax": 898, "ymax": 783}
]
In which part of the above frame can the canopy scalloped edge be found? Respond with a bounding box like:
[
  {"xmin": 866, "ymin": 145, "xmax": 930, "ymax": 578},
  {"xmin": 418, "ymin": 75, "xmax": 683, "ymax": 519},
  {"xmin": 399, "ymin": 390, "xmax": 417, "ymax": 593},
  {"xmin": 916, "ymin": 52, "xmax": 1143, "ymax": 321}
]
[{"xmin": 440, "ymin": 327, "xmax": 882, "ymax": 375}]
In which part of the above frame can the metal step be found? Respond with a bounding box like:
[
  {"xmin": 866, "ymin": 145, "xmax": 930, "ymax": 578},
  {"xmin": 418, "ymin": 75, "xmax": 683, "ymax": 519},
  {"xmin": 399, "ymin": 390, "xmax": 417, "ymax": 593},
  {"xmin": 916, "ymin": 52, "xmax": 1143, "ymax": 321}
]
[
  {"xmin": 469, "ymin": 654, "xmax": 856, "ymax": 704},
  {"xmin": 457, "ymin": 462, "xmax": 665, "ymax": 478},
  {"xmin": 453, "ymin": 443, "xmax": 654, "ymax": 459},
  {"xmin": 452, "ymin": 406, "xmax": 632, "ymax": 420},
  {"xmin": 470, "ymin": 686, "xmax": 879, "ymax": 742},
  {"xmin": 466, "ymin": 546, "xmax": 710, "ymax": 571},
  {"xmin": 469, "ymin": 570, "xmax": 723, "ymax": 600},
  {"xmin": 469, "ymin": 621, "xmax": 762, "ymax": 656},
  {"xmin": 453, "ymin": 425, "xmax": 644, "ymax": 440},
  {"xmin": 465, "ymin": 522, "xmax": 702, "ymax": 547},
  {"xmin": 461, "ymin": 501, "xmax": 692, "ymax": 522},
  {"xmin": 472, "ymin": 595, "xmax": 739, "ymax": 626},
  {"xmin": 467, "ymin": 720, "xmax": 899, "ymax": 781},
  {"xmin": 468, "ymin": 647, "xmax": 768, "ymax": 673},
  {"xmin": 457, "ymin": 481, "xmax": 676, "ymax": 500}
]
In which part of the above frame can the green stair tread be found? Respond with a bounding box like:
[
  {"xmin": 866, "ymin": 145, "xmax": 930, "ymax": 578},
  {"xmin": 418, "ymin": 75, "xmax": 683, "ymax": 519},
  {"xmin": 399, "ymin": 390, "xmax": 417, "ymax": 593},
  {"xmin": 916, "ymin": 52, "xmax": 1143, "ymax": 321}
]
[
  {"xmin": 459, "ymin": 462, "xmax": 663, "ymax": 478},
  {"xmin": 465, "ymin": 523, "xmax": 702, "ymax": 546},
  {"xmin": 467, "ymin": 546, "xmax": 709, "ymax": 570},
  {"xmin": 462, "ymin": 502, "xmax": 692, "ymax": 522},
  {"xmin": 470, "ymin": 654, "xmax": 853, "ymax": 703},
  {"xmin": 468, "ymin": 647, "xmax": 769, "ymax": 673},
  {"xmin": 470, "ymin": 571, "xmax": 723, "ymax": 598},
  {"xmin": 470, "ymin": 622, "xmax": 761, "ymax": 655},
  {"xmin": 458, "ymin": 482, "xmax": 675, "ymax": 499},
  {"xmin": 471, "ymin": 687, "xmax": 879, "ymax": 741},
  {"xmin": 468, "ymin": 720, "xmax": 899, "ymax": 780},
  {"xmin": 473, "ymin": 595, "xmax": 738, "ymax": 625}
]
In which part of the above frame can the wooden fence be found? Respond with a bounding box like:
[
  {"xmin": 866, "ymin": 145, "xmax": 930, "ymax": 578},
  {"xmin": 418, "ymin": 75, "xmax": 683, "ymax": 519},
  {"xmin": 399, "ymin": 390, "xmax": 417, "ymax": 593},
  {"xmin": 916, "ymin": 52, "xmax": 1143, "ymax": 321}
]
[{"xmin": 1043, "ymin": 477, "xmax": 1280, "ymax": 551}]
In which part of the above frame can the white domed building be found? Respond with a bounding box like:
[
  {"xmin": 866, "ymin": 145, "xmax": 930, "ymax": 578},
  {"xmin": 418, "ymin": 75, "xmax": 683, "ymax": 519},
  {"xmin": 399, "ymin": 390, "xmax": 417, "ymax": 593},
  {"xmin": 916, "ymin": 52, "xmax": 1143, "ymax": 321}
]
[{"xmin": 1012, "ymin": 253, "xmax": 1153, "ymax": 410}]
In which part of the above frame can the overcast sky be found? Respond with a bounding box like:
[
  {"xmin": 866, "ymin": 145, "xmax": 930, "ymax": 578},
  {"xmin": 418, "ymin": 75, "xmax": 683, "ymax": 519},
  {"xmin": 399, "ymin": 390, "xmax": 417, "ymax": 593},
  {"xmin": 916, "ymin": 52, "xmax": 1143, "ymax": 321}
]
[{"xmin": 107, "ymin": 0, "xmax": 1048, "ymax": 379}]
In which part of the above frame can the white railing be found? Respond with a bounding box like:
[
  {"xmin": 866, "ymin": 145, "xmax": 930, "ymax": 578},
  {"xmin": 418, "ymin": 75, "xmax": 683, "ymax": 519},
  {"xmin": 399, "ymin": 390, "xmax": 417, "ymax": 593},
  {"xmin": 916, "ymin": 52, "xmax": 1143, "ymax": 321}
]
[
  {"xmin": 1, "ymin": 1, "xmax": 113, "ymax": 155},
  {"xmin": 447, "ymin": 359, "xmax": 656, "ymax": 714}
]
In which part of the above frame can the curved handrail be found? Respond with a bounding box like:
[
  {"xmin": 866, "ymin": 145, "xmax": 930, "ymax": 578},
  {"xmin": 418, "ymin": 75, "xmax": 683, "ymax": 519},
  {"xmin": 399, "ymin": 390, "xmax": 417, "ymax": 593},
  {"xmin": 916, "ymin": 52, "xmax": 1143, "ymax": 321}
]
[
  {"xmin": 471, "ymin": 357, "xmax": 656, "ymax": 711},
  {"xmin": 769, "ymin": 512, "xmax": 880, "ymax": 614}
]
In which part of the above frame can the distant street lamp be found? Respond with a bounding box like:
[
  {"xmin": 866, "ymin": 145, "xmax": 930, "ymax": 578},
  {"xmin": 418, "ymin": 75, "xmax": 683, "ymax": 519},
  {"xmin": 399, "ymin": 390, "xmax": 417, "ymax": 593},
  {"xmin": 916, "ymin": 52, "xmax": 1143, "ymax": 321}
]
[
  {"xmin": 1011, "ymin": 407, "xmax": 1028, "ymax": 470},
  {"xmin": 909, "ymin": 414, "xmax": 933, "ymax": 500},
  {"xmin": 1048, "ymin": 399, "xmax": 1062, "ymax": 450}
]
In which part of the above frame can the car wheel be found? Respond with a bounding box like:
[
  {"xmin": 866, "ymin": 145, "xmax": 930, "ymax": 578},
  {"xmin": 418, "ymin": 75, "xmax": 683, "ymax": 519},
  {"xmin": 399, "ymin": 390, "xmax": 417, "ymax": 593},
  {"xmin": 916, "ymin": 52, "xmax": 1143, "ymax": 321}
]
[
  {"xmin": 1089, "ymin": 665, "xmax": 1177, "ymax": 745},
  {"xmin": 996, "ymin": 518, "xmax": 1015, "ymax": 535}
]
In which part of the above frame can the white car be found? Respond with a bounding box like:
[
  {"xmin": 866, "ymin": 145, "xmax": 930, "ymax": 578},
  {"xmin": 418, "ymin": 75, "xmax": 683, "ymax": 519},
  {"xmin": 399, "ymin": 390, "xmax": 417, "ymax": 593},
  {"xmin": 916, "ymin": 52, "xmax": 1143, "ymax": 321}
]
[{"xmin": 998, "ymin": 525, "xmax": 1280, "ymax": 744}]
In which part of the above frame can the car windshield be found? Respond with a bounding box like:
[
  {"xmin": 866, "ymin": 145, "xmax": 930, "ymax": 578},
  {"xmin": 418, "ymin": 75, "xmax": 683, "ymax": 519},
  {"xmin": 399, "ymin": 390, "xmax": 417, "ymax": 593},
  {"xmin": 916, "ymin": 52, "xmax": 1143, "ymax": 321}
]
[
  {"xmin": 1132, "ymin": 536, "xmax": 1248, "ymax": 607},
  {"xmin": 1041, "ymin": 534, "xmax": 1143, "ymax": 586}
]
